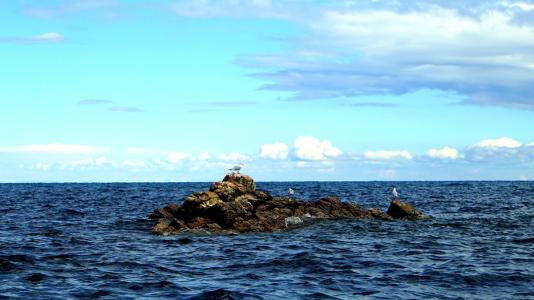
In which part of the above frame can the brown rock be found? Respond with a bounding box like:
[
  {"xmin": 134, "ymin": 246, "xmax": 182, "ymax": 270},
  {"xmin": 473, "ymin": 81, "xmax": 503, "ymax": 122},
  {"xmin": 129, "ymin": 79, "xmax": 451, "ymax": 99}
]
[
  {"xmin": 222, "ymin": 173, "xmax": 256, "ymax": 193},
  {"xmin": 152, "ymin": 218, "xmax": 184, "ymax": 235},
  {"xmin": 254, "ymin": 190, "xmax": 271, "ymax": 200},
  {"xmin": 369, "ymin": 208, "xmax": 393, "ymax": 220},
  {"xmin": 387, "ymin": 199, "xmax": 424, "ymax": 220},
  {"xmin": 182, "ymin": 191, "xmax": 222, "ymax": 213},
  {"xmin": 207, "ymin": 199, "xmax": 254, "ymax": 228},
  {"xmin": 188, "ymin": 217, "xmax": 214, "ymax": 229},
  {"xmin": 153, "ymin": 222, "xmax": 173, "ymax": 235},
  {"xmin": 149, "ymin": 174, "xmax": 427, "ymax": 234},
  {"xmin": 233, "ymin": 218, "xmax": 264, "ymax": 232},
  {"xmin": 149, "ymin": 203, "xmax": 181, "ymax": 220},
  {"xmin": 210, "ymin": 181, "xmax": 248, "ymax": 202}
]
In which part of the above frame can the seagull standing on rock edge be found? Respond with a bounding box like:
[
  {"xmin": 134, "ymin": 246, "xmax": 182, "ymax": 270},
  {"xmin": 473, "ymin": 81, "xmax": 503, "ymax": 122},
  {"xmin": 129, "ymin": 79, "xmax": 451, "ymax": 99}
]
[
  {"xmin": 228, "ymin": 163, "xmax": 244, "ymax": 174},
  {"xmin": 288, "ymin": 188, "xmax": 294, "ymax": 197},
  {"xmin": 392, "ymin": 187, "xmax": 399, "ymax": 199}
]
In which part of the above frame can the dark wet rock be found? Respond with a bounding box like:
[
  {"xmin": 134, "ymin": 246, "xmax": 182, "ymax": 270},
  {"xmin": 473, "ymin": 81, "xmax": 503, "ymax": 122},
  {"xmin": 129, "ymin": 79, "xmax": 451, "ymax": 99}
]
[
  {"xmin": 368, "ymin": 208, "xmax": 393, "ymax": 221},
  {"xmin": 386, "ymin": 199, "xmax": 425, "ymax": 220},
  {"xmin": 208, "ymin": 199, "xmax": 255, "ymax": 228},
  {"xmin": 150, "ymin": 204, "xmax": 180, "ymax": 220},
  {"xmin": 150, "ymin": 174, "xmax": 426, "ymax": 234}
]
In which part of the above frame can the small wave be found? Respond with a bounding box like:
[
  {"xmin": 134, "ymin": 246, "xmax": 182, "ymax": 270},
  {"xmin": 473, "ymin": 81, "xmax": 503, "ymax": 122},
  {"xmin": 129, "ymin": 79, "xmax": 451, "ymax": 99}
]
[
  {"xmin": 62, "ymin": 209, "xmax": 86, "ymax": 216},
  {"xmin": 0, "ymin": 258, "xmax": 20, "ymax": 272},
  {"xmin": 25, "ymin": 273, "xmax": 46, "ymax": 283},
  {"xmin": 45, "ymin": 254, "xmax": 74, "ymax": 261},
  {"xmin": 42, "ymin": 229, "xmax": 63, "ymax": 236},
  {"xmin": 125, "ymin": 280, "xmax": 180, "ymax": 291},
  {"xmin": 353, "ymin": 290, "xmax": 379, "ymax": 296},
  {"xmin": 512, "ymin": 237, "xmax": 534, "ymax": 244},
  {"xmin": 303, "ymin": 292, "xmax": 342, "ymax": 299},
  {"xmin": 1, "ymin": 181, "xmax": 533, "ymax": 299},
  {"xmin": 0, "ymin": 254, "xmax": 34, "ymax": 263},
  {"xmin": 178, "ymin": 237, "xmax": 193, "ymax": 245},
  {"xmin": 189, "ymin": 288, "xmax": 263, "ymax": 300},
  {"xmin": 76, "ymin": 290, "xmax": 111, "ymax": 299}
]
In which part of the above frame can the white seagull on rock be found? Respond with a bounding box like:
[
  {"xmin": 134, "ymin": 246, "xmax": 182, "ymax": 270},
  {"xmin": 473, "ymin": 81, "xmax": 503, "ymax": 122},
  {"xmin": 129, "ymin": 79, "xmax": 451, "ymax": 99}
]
[
  {"xmin": 392, "ymin": 187, "xmax": 399, "ymax": 199},
  {"xmin": 288, "ymin": 188, "xmax": 294, "ymax": 196},
  {"xmin": 228, "ymin": 163, "xmax": 244, "ymax": 174}
]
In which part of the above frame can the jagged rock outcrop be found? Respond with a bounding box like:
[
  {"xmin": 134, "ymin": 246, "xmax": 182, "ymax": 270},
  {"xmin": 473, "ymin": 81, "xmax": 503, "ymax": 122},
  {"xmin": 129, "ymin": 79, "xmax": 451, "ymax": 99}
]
[
  {"xmin": 150, "ymin": 174, "xmax": 427, "ymax": 234},
  {"xmin": 386, "ymin": 199, "xmax": 426, "ymax": 220}
]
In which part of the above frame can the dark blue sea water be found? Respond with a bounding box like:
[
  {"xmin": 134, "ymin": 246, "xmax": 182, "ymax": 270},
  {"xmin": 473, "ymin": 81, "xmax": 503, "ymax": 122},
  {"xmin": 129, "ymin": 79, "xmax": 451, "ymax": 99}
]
[{"xmin": 1, "ymin": 181, "xmax": 533, "ymax": 299}]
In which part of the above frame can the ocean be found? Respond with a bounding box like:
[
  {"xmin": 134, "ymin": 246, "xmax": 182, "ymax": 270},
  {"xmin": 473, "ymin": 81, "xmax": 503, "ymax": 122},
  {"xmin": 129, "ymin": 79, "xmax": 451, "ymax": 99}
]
[{"xmin": 0, "ymin": 181, "xmax": 533, "ymax": 299}]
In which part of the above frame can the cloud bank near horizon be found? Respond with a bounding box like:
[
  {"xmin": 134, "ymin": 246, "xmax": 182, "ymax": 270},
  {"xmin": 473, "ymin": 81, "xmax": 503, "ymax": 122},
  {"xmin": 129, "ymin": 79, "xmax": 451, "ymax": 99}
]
[{"xmin": 2, "ymin": 136, "xmax": 533, "ymax": 181}]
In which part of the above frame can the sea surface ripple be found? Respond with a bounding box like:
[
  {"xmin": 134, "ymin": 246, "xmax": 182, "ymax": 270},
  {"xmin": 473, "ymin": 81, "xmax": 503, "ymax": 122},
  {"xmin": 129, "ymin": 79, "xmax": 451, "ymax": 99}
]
[{"xmin": 0, "ymin": 181, "xmax": 533, "ymax": 299}]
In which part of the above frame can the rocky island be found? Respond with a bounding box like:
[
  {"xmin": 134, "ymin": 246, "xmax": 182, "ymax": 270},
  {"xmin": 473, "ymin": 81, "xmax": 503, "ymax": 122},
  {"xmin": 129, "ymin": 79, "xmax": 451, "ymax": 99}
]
[{"xmin": 149, "ymin": 173, "xmax": 426, "ymax": 234}]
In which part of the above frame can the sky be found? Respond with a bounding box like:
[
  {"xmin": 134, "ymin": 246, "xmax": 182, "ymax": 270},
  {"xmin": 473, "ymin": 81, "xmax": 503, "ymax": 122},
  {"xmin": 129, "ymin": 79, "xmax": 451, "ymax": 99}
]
[{"xmin": 0, "ymin": 0, "xmax": 533, "ymax": 182}]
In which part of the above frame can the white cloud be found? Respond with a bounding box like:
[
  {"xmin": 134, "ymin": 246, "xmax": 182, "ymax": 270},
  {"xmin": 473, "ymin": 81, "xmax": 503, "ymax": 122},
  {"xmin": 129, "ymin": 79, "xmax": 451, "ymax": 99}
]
[
  {"xmin": 94, "ymin": 157, "xmax": 108, "ymax": 165},
  {"xmin": 0, "ymin": 144, "xmax": 107, "ymax": 154},
  {"xmin": 170, "ymin": 0, "xmax": 285, "ymax": 18},
  {"xmin": 260, "ymin": 142, "xmax": 289, "ymax": 159},
  {"xmin": 296, "ymin": 161, "xmax": 308, "ymax": 168},
  {"xmin": 196, "ymin": 152, "xmax": 211, "ymax": 161},
  {"xmin": 240, "ymin": 5, "xmax": 534, "ymax": 110},
  {"xmin": 474, "ymin": 137, "xmax": 522, "ymax": 148},
  {"xmin": 33, "ymin": 32, "xmax": 63, "ymax": 42},
  {"xmin": 0, "ymin": 32, "xmax": 64, "ymax": 44},
  {"xmin": 69, "ymin": 157, "xmax": 109, "ymax": 168},
  {"xmin": 501, "ymin": 1, "xmax": 534, "ymax": 11},
  {"xmin": 322, "ymin": 160, "xmax": 334, "ymax": 167},
  {"xmin": 126, "ymin": 147, "xmax": 160, "ymax": 154},
  {"xmin": 218, "ymin": 152, "xmax": 250, "ymax": 162},
  {"xmin": 294, "ymin": 136, "xmax": 341, "ymax": 161},
  {"xmin": 427, "ymin": 146, "xmax": 460, "ymax": 159},
  {"xmin": 167, "ymin": 151, "xmax": 189, "ymax": 163},
  {"xmin": 35, "ymin": 163, "xmax": 51, "ymax": 171},
  {"xmin": 364, "ymin": 150, "xmax": 413, "ymax": 160},
  {"xmin": 465, "ymin": 137, "xmax": 533, "ymax": 162},
  {"xmin": 121, "ymin": 159, "xmax": 146, "ymax": 169}
]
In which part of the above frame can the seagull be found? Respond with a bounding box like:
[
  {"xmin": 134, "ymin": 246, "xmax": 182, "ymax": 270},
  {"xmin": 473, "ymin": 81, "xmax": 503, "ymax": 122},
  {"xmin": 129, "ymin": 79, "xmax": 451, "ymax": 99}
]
[
  {"xmin": 392, "ymin": 187, "xmax": 399, "ymax": 199},
  {"xmin": 288, "ymin": 188, "xmax": 294, "ymax": 196},
  {"xmin": 228, "ymin": 163, "xmax": 244, "ymax": 174}
]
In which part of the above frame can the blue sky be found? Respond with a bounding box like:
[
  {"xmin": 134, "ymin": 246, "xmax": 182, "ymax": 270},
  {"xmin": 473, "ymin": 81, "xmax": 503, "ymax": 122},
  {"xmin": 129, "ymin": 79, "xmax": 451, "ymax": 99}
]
[{"xmin": 1, "ymin": 0, "xmax": 533, "ymax": 182}]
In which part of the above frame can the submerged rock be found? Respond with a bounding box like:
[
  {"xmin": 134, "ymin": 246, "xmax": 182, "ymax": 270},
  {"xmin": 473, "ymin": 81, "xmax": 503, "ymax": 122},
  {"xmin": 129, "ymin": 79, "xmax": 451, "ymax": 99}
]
[{"xmin": 150, "ymin": 174, "xmax": 427, "ymax": 234}]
